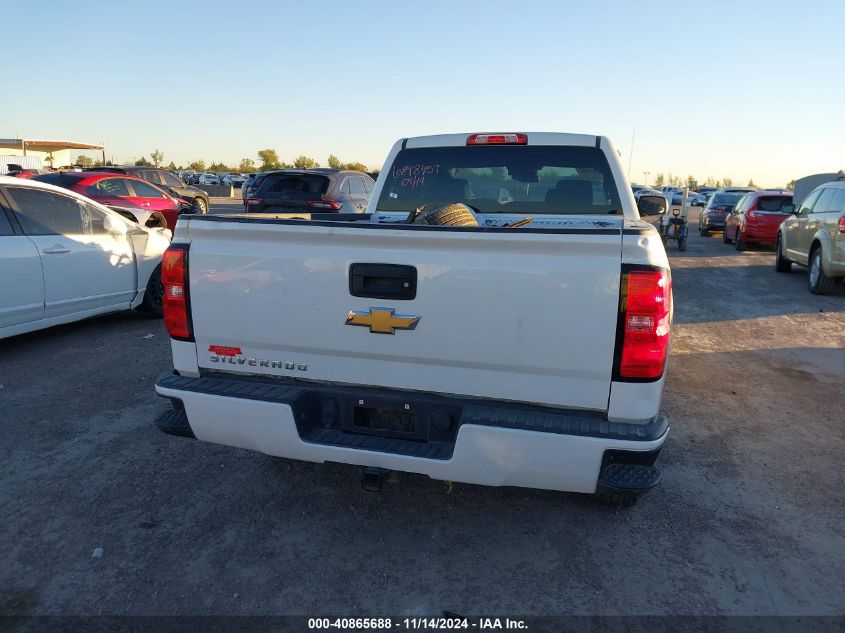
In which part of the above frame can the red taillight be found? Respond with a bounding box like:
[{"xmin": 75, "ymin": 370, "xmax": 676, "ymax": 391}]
[
  {"xmin": 161, "ymin": 245, "xmax": 192, "ymax": 340},
  {"xmin": 839, "ymin": 216, "xmax": 845, "ymax": 234},
  {"xmin": 746, "ymin": 200, "xmax": 758, "ymax": 221},
  {"xmin": 466, "ymin": 133, "xmax": 527, "ymax": 145},
  {"xmin": 307, "ymin": 200, "xmax": 343, "ymax": 210},
  {"xmin": 246, "ymin": 197, "xmax": 263, "ymax": 206},
  {"xmin": 618, "ymin": 269, "xmax": 672, "ymax": 380}
]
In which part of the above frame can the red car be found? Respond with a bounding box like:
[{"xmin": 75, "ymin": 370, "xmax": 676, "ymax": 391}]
[
  {"xmin": 6, "ymin": 164, "xmax": 42, "ymax": 179},
  {"xmin": 724, "ymin": 190, "xmax": 793, "ymax": 250},
  {"xmin": 32, "ymin": 171, "xmax": 187, "ymax": 231}
]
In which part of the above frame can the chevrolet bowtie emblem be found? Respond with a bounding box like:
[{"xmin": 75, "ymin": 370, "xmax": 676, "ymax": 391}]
[{"xmin": 346, "ymin": 307, "xmax": 421, "ymax": 334}]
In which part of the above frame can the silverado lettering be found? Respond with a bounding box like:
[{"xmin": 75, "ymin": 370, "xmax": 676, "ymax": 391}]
[{"xmin": 209, "ymin": 354, "xmax": 307, "ymax": 370}]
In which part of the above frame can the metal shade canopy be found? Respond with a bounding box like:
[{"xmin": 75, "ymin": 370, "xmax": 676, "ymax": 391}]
[{"xmin": 0, "ymin": 138, "xmax": 105, "ymax": 153}]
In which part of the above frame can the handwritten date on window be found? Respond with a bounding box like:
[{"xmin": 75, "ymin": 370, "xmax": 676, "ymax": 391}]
[{"xmin": 392, "ymin": 164, "xmax": 440, "ymax": 188}]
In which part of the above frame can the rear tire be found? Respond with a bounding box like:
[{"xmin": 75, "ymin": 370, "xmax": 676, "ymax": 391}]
[
  {"xmin": 138, "ymin": 265, "xmax": 164, "ymax": 317},
  {"xmin": 723, "ymin": 227, "xmax": 731, "ymax": 244},
  {"xmin": 678, "ymin": 237, "xmax": 686, "ymax": 251},
  {"xmin": 775, "ymin": 235, "xmax": 792, "ymax": 273},
  {"xmin": 700, "ymin": 223, "xmax": 709, "ymax": 237},
  {"xmin": 808, "ymin": 247, "xmax": 835, "ymax": 295},
  {"xmin": 735, "ymin": 229, "xmax": 745, "ymax": 251},
  {"xmin": 192, "ymin": 197, "xmax": 208, "ymax": 214}
]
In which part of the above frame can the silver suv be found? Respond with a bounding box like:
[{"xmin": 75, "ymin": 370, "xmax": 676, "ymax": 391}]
[
  {"xmin": 244, "ymin": 169, "xmax": 375, "ymax": 214},
  {"xmin": 776, "ymin": 181, "xmax": 845, "ymax": 294}
]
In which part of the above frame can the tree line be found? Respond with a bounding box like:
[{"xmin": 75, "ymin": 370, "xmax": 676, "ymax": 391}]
[
  {"xmin": 651, "ymin": 173, "xmax": 792, "ymax": 190},
  {"xmin": 75, "ymin": 148, "xmax": 373, "ymax": 174}
]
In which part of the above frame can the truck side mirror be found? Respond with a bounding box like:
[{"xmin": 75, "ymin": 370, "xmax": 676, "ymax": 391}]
[{"xmin": 637, "ymin": 195, "xmax": 668, "ymax": 218}]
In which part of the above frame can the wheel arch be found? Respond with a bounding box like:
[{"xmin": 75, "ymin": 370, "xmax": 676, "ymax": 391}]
[
  {"xmin": 137, "ymin": 261, "xmax": 163, "ymax": 316},
  {"xmin": 144, "ymin": 212, "xmax": 168, "ymax": 229},
  {"xmin": 193, "ymin": 195, "xmax": 209, "ymax": 212},
  {"xmin": 809, "ymin": 232, "xmax": 834, "ymax": 275}
]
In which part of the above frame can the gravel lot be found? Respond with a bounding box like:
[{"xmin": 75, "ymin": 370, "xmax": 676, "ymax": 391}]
[{"xmin": 1, "ymin": 216, "xmax": 843, "ymax": 617}]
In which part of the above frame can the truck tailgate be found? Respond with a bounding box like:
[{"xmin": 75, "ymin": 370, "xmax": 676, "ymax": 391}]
[{"xmin": 184, "ymin": 219, "xmax": 623, "ymax": 412}]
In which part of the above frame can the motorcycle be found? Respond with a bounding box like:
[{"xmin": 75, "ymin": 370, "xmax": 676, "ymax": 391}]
[{"xmin": 660, "ymin": 206, "xmax": 688, "ymax": 251}]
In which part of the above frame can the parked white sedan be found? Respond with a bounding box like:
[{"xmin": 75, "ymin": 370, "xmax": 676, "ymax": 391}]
[
  {"xmin": 0, "ymin": 176, "xmax": 171, "ymax": 339},
  {"xmin": 197, "ymin": 173, "xmax": 220, "ymax": 186},
  {"xmin": 223, "ymin": 174, "xmax": 246, "ymax": 187}
]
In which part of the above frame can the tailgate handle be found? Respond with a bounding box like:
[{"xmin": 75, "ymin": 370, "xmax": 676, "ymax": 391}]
[{"xmin": 349, "ymin": 263, "xmax": 417, "ymax": 300}]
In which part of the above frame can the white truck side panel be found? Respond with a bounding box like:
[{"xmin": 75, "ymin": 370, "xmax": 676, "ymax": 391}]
[
  {"xmin": 606, "ymin": 227, "xmax": 671, "ymax": 421},
  {"xmin": 171, "ymin": 339, "xmax": 199, "ymax": 377}
]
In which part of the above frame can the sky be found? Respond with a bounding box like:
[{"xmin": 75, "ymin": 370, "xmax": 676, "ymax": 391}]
[{"xmin": 2, "ymin": 0, "xmax": 844, "ymax": 187}]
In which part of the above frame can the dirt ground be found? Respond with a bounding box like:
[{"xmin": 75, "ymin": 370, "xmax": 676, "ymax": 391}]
[{"xmin": 1, "ymin": 216, "xmax": 843, "ymax": 618}]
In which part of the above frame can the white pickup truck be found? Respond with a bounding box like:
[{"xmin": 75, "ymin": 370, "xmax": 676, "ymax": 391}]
[{"xmin": 154, "ymin": 132, "xmax": 672, "ymax": 505}]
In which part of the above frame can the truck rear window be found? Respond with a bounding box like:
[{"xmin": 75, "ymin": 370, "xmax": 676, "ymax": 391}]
[{"xmin": 376, "ymin": 145, "xmax": 622, "ymax": 215}]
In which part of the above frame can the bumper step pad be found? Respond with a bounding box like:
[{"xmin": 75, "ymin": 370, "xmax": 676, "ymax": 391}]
[
  {"xmin": 597, "ymin": 462, "xmax": 661, "ymax": 494},
  {"xmin": 154, "ymin": 408, "xmax": 195, "ymax": 439}
]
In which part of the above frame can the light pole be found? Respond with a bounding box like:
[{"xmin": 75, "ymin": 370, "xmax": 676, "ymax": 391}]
[{"xmin": 643, "ymin": 171, "xmax": 651, "ymax": 187}]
